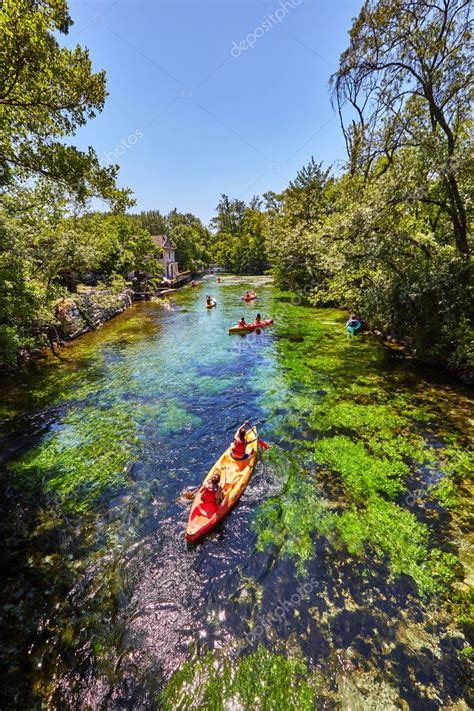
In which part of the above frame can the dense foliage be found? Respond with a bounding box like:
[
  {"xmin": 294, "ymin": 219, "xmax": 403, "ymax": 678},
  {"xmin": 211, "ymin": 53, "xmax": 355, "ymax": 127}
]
[
  {"xmin": 0, "ymin": 1, "xmax": 156, "ymax": 367},
  {"xmin": 262, "ymin": 0, "xmax": 473, "ymax": 375},
  {"xmin": 209, "ymin": 195, "xmax": 269, "ymax": 274},
  {"xmin": 0, "ymin": 0, "xmax": 131, "ymax": 210},
  {"xmin": 0, "ymin": 189, "xmax": 157, "ymax": 365}
]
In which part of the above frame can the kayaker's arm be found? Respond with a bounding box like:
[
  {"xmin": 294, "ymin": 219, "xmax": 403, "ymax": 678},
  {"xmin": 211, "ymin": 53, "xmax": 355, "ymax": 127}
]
[{"xmin": 234, "ymin": 420, "xmax": 250, "ymax": 440}]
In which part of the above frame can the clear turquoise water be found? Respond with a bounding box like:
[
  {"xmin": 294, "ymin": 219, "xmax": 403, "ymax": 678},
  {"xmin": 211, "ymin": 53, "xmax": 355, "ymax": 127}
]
[{"xmin": 0, "ymin": 276, "xmax": 472, "ymax": 709}]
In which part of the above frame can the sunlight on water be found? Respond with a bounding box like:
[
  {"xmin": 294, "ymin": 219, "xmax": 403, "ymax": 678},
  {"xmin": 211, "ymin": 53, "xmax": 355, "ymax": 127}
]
[{"xmin": 0, "ymin": 276, "xmax": 472, "ymax": 709}]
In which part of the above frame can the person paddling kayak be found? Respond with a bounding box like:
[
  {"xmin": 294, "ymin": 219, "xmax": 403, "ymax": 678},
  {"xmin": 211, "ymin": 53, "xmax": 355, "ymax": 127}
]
[
  {"xmin": 346, "ymin": 314, "xmax": 361, "ymax": 333},
  {"xmin": 255, "ymin": 313, "xmax": 261, "ymax": 325},
  {"xmin": 201, "ymin": 470, "xmax": 224, "ymax": 505},
  {"xmin": 231, "ymin": 420, "xmax": 257, "ymax": 461},
  {"xmin": 238, "ymin": 317, "xmax": 247, "ymax": 329}
]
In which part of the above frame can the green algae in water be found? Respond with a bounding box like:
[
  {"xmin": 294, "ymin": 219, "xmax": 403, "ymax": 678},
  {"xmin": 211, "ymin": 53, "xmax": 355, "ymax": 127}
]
[
  {"xmin": 10, "ymin": 404, "xmax": 138, "ymax": 513},
  {"xmin": 253, "ymin": 449, "xmax": 333, "ymax": 572},
  {"xmin": 253, "ymin": 303, "xmax": 472, "ymax": 598},
  {"xmin": 133, "ymin": 399, "xmax": 202, "ymax": 436},
  {"xmin": 312, "ymin": 435, "xmax": 407, "ymax": 500},
  {"xmin": 333, "ymin": 498, "xmax": 458, "ymax": 595},
  {"xmin": 161, "ymin": 646, "xmax": 319, "ymax": 711}
]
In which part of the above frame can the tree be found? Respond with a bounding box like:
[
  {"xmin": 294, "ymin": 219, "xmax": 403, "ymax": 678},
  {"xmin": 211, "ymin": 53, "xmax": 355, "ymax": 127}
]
[
  {"xmin": 331, "ymin": 0, "xmax": 472, "ymax": 255},
  {"xmin": 285, "ymin": 157, "xmax": 332, "ymax": 226},
  {"xmin": 211, "ymin": 195, "xmax": 247, "ymax": 238},
  {"xmin": 0, "ymin": 0, "xmax": 131, "ymax": 210},
  {"xmin": 128, "ymin": 210, "xmax": 167, "ymax": 235},
  {"xmin": 0, "ymin": 188, "xmax": 158, "ymax": 365},
  {"xmin": 209, "ymin": 195, "xmax": 268, "ymax": 274}
]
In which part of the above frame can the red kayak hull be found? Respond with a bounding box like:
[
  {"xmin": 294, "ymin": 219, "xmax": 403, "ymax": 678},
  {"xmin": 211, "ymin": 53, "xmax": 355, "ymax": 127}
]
[{"xmin": 229, "ymin": 319, "xmax": 273, "ymax": 334}]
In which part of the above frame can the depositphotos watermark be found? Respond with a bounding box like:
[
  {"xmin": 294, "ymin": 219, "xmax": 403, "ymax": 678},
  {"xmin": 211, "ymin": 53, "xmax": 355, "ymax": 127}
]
[
  {"xmin": 231, "ymin": 0, "xmax": 302, "ymax": 57},
  {"xmin": 100, "ymin": 128, "xmax": 144, "ymax": 165}
]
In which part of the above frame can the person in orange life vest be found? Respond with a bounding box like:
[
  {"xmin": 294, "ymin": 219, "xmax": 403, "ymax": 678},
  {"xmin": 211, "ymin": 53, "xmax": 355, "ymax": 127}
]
[
  {"xmin": 255, "ymin": 313, "xmax": 261, "ymax": 325},
  {"xmin": 202, "ymin": 470, "xmax": 223, "ymax": 505},
  {"xmin": 231, "ymin": 420, "xmax": 257, "ymax": 461},
  {"xmin": 238, "ymin": 317, "xmax": 247, "ymax": 329}
]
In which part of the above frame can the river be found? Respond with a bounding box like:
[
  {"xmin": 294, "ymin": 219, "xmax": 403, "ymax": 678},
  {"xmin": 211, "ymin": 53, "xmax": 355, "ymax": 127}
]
[{"xmin": 0, "ymin": 276, "xmax": 472, "ymax": 710}]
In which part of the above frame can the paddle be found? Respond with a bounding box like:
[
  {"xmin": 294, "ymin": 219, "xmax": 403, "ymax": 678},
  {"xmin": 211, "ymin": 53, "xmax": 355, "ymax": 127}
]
[{"xmin": 248, "ymin": 422, "xmax": 270, "ymax": 450}]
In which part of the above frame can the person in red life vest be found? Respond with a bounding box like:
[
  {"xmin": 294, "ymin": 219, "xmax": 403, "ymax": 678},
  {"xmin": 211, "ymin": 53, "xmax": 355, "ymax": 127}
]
[
  {"xmin": 238, "ymin": 317, "xmax": 247, "ymax": 329},
  {"xmin": 254, "ymin": 313, "xmax": 261, "ymax": 325},
  {"xmin": 201, "ymin": 470, "xmax": 224, "ymax": 505},
  {"xmin": 231, "ymin": 420, "xmax": 257, "ymax": 461}
]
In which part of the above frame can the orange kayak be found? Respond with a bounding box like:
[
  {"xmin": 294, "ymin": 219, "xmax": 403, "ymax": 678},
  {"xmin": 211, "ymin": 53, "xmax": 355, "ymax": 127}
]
[
  {"xmin": 241, "ymin": 292, "xmax": 257, "ymax": 301},
  {"xmin": 229, "ymin": 319, "xmax": 273, "ymax": 334},
  {"xmin": 185, "ymin": 430, "xmax": 258, "ymax": 542}
]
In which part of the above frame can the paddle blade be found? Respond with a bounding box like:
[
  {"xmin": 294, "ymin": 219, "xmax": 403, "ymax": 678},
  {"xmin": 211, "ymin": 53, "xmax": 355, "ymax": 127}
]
[{"xmin": 258, "ymin": 439, "xmax": 269, "ymax": 450}]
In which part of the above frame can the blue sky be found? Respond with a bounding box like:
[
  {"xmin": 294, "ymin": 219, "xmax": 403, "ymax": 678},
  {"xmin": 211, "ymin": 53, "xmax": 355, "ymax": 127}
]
[{"xmin": 67, "ymin": 0, "xmax": 362, "ymax": 223}]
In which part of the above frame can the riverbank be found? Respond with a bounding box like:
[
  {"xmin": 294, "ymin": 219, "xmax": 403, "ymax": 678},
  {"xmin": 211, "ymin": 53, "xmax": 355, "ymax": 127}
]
[
  {"xmin": 54, "ymin": 286, "xmax": 134, "ymax": 341},
  {"xmin": 372, "ymin": 329, "xmax": 474, "ymax": 386},
  {"xmin": 4, "ymin": 282, "xmax": 184, "ymax": 371}
]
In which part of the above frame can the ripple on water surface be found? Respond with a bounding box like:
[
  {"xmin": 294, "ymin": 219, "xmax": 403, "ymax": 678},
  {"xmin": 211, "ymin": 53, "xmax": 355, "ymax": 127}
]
[{"xmin": 0, "ymin": 277, "xmax": 472, "ymax": 710}]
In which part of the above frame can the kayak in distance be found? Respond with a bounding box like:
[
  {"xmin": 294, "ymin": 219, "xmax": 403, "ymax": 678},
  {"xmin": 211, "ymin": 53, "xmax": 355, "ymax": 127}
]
[
  {"xmin": 186, "ymin": 429, "xmax": 258, "ymax": 543},
  {"xmin": 346, "ymin": 314, "xmax": 362, "ymax": 335},
  {"xmin": 229, "ymin": 319, "xmax": 273, "ymax": 335},
  {"xmin": 241, "ymin": 291, "xmax": 257, "ymax": 301}
]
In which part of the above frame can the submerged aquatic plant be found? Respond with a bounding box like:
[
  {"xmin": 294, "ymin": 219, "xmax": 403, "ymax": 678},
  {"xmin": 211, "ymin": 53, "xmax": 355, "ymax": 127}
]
[
  {"xmin": 9, "ymin": 404, "xmax": 138, "ymax": 513},
  {"xmin": 253, "ymin": 308, "xmax": 470, "ymax": 598},
  {"xmin": 161, "ymin": 645, "xmax": 320, "ymax": 711}
]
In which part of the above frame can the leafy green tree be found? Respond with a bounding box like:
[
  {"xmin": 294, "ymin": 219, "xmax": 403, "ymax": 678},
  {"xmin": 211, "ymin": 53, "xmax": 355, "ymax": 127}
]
[
  {"xmin": 128, "ymin": 210, "xmax": 167, "ymax": 235},
  {"xmin": 331, "ymin": 0, "xmax": 472, "ymax": 255},
  {"xmin": 263, "ymin": 159, "xmax": 334, "ymax": 289},
  {"xmin": 0, "ymin": 189, "xmax": 158, "ymax": 366},
  {"xmin": 0, "ymin": 0, "xmax": 131, "ymax": 210},
  {"xmin": 285, "ymin": 158, "xmax": 332, "ymax": 226},
  {"xmin": 211, "ymin": 195, "xmax": 247, "ymax": 238},
  {"xmin": 209, "ymin": 195, "xmax": 268, "ymax": 274},
  {"xmin": 169, "ymin": 224, "xmax": 210, "ymax": 272}
]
